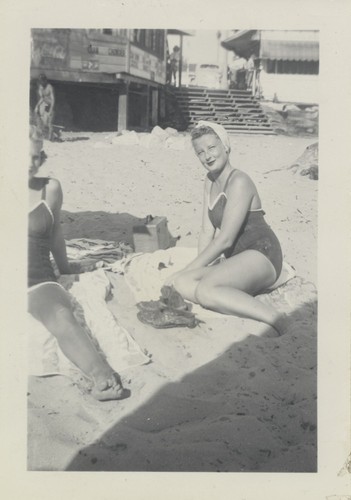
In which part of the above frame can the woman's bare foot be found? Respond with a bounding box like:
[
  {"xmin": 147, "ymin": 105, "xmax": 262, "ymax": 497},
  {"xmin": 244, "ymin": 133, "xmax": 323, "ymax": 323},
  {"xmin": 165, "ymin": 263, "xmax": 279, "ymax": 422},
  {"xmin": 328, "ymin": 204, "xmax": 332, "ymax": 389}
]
[{"xmin": 91, "ymin": 372, "xmax": 130, "ymax": 401}]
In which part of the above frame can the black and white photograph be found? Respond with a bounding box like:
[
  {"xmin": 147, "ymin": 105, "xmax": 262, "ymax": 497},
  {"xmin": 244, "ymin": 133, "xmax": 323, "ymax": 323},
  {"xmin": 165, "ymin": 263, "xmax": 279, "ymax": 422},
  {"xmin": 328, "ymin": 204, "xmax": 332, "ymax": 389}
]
[
  {"xmin": 27, "ymin": 27, "xmax": 320, "ymax": 472},
  {"xmin": 1, "ymin": 0, "xmax": 350, "ymax": 499}
]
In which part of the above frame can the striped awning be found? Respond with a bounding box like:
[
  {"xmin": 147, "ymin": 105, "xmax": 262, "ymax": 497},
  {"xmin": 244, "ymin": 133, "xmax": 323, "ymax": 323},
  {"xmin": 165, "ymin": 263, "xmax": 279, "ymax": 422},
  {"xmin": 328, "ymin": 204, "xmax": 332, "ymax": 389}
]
[
  {"xmin": 222, "ymin": 30, "xmax": 319, "ymax": 61},
  {"xmin": 260, "ymin": 39, "xmax": 319, "ymax": 61}
]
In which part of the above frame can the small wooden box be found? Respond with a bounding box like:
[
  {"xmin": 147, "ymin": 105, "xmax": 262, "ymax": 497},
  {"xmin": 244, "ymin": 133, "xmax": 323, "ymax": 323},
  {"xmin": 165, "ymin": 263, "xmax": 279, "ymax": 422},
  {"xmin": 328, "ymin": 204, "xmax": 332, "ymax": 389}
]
[{"xmin": 133, "ymin": 216, "xmax": 170, "ymax": 253}]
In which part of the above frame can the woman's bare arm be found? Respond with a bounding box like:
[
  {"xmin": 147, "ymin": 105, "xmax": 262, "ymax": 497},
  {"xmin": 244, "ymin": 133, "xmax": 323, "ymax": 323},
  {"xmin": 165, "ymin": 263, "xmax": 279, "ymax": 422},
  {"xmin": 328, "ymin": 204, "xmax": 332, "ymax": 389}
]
[
  {"xmin": 198, "ymin": 177, "xmax": 215, "ymax": 254},
  {"xmin": 46, "ymin": 178, "xmax": 71, "ymax": 274}
]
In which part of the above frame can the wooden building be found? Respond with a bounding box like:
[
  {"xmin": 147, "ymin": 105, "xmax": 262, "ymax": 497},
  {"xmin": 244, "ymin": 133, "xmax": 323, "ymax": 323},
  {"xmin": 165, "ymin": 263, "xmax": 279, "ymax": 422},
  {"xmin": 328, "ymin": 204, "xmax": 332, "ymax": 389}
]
[
  {"xmin": 222, "ymin": 30, "xmax": 319, "ymax": 104},
  {"xmin": 30, "ymin": 29, "xmax": 169, "ymax": 131}
]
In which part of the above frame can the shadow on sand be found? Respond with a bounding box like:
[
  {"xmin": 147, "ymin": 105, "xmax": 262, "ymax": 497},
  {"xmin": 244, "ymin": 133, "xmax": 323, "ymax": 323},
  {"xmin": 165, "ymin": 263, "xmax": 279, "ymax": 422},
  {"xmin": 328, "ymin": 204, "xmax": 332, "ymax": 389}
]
[
  {"xmin": 65, "ymin": 298, "xmax": 317, "ymax": 473},
  {"xmin": 61, "ymin": 210, "xmax": 179, "ymax": 249},
  {"xmin": 32, "ymin": 209, "xmax": 317, "ymax": 472}
]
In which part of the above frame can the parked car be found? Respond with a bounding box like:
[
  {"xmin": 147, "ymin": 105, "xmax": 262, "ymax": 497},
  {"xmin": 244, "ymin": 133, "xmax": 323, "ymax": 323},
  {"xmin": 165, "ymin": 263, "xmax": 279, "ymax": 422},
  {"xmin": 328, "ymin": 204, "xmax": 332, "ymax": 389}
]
[{"xmin": 195, "ymin": 64, "xmax": 222, "ymax": 89}]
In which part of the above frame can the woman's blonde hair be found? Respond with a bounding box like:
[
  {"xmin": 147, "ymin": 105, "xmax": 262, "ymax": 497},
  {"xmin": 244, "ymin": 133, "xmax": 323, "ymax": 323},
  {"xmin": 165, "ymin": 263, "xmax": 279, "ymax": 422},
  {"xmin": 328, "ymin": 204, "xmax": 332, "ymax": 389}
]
[{"xmin": 191, "ymin": 125, "xmax": 220, "ymax": 142}]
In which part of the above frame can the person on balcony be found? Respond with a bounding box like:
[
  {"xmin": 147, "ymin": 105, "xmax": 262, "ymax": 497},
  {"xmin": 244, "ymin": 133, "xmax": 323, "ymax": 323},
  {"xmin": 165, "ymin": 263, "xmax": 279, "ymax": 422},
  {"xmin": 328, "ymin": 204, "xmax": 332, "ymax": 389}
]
[{"xmin": 170, "ymin": 46, "xmax": 181, "ymax": 86}]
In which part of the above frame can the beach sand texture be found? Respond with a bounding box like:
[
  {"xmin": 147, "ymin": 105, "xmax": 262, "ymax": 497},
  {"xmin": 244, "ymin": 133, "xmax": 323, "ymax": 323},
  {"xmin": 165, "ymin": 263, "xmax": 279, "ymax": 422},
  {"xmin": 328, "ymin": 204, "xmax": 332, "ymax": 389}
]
[{"xmin": 28, "ymin": 132, "xmax": 317, "ymax": 471}]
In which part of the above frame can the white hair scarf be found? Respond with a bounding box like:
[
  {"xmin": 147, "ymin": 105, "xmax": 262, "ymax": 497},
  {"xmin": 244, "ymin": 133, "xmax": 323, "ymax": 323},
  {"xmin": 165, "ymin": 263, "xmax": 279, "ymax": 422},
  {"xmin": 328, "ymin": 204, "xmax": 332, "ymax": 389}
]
[{"xmin": 196, "ymin": 120, "xmax": 231, "ymax": 153}]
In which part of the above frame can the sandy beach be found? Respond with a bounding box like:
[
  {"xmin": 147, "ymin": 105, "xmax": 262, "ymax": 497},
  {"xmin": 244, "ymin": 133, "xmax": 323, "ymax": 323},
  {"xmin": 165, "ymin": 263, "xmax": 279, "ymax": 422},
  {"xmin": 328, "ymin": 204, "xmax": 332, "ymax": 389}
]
[{"xmin": 27, "ymin": 130, "xmax": 318, "ymax": 472}]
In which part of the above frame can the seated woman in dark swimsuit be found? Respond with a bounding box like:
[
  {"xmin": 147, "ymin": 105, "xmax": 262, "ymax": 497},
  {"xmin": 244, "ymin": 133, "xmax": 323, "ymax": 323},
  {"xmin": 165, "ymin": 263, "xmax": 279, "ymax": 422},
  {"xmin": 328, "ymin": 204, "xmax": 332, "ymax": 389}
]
[
  {"xmin": 165, "ymin": 121, "xmax": 288, "ymax": 335},
  {"xmin": 28, "ymin": 125, "xmax": 129, "ymax": 401}
]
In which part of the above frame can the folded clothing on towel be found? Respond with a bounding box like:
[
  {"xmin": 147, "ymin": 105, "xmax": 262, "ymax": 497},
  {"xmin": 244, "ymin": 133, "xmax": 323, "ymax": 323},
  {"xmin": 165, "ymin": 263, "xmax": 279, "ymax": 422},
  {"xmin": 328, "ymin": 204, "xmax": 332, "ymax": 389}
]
[
  {"xmin": 50, "ymin": 238, "xmax": 135, "ymax": 278},
  {"xmin": 65, "ymin": 238, "xmax": 133, "ymax": 263},
  {"xmin": 136, "ymin": 285, "xmax": 200, "ymax": 329},
  {"xmin": 137, "ymin": 308, "xmax": 199, "ymax": 329}
]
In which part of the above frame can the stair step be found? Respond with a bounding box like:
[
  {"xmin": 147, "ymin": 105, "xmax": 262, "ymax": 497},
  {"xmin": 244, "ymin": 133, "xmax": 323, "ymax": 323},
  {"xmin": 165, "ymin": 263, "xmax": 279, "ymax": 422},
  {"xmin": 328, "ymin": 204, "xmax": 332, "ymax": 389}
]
[
  {"xmin": 236, "ymin": 110, "xmax": 265, "ymax": 116},
  {"xmin": 213, "ymin": 111, "xmax": 239, "ymax": 116},
  {"xmin": 177, "ymin": 96, "xmax": 208, "ymax": 101},
  {"xmin": 212, "ymin": 102, "xmax": 235, "ymax": 107},
  {"xmin": 171, "ymin": 86, "xmax": 274, "ymax": 135},
  {"xmin": 224, "ymin": 122, "xmax": 272, "ymax": 128},
  {"xmin": 206, "ymin": 90, "xmax": 251, "ymax": 95},
  {"xmin": 225, "ymin": 126, "xmax": 274, "ymax": 131},
  {"xmin": 175, "ymin": 92, "xmax": 207, "ymax": 98},
  {"xmin": 226, "ymin": 130, "xmax": 275, "ymax": 135},
  {"xmin": 176, "ymin": 88, "xmax": 251, "ymax": 94},
  {"xmin": 179, "ymin": 105, "xmax": 214, "ymax": 112},
  {"xmin": 213, "ymin": 104, "xmax": 235, "ymax": 113}
]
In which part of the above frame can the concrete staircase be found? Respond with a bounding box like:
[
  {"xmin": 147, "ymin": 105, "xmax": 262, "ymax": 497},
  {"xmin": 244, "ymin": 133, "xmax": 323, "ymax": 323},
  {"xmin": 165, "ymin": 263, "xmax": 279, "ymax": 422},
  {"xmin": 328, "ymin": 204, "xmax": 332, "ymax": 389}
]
[{"xmin": 173, "ymin": 87, "xmax": 275, "ymax": 134}]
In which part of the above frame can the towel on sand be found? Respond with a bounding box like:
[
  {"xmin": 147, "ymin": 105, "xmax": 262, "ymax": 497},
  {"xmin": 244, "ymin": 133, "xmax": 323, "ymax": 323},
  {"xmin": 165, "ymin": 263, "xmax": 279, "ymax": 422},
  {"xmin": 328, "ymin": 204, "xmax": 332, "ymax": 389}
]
[
  {"xmin": 27, "ymin": 269, "xmax": 150, "ymax": 378},
  {"xmin": 114, "ymin": 247, "xmax": 296, "ymax": 319}
]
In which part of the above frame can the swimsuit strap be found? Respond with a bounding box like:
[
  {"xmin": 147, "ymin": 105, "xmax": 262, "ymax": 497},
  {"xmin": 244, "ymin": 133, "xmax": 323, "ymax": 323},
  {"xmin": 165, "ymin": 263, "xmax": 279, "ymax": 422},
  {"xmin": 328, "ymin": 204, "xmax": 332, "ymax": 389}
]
[
  {"xmin": 41, "ymin": 183, "xmax": 46, "ymax": 200},
  {"xmin": 209, "ymin": 169, "xmax": 237, "ymax": 207}
]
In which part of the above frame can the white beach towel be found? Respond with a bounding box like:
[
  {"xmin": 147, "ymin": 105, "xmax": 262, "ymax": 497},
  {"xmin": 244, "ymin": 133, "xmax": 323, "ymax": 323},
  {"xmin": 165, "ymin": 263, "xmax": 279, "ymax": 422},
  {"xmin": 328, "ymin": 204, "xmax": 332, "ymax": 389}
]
[
  {"xmin": 115, "ymin": 247, "xmax": 296, "ymax": 319},
  {"xmin": 27, "ymin": 269, "xmax": 150, "ymax": 378}
]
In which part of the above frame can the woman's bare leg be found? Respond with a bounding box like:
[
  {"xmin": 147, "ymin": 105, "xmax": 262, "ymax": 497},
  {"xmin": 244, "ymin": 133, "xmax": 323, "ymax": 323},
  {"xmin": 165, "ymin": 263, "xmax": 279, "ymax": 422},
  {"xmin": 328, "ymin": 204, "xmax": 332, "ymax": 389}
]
[
  {"xmin": 194, "ymin": 250, "xmax": 279, "ymax": 323},
  {"xmin": 176, "ymin": 250, "xmax": 290, "ymax": 334},
  {"xmin": 28, "ymin": 284, "xmax": 129, "ymax": 401}
]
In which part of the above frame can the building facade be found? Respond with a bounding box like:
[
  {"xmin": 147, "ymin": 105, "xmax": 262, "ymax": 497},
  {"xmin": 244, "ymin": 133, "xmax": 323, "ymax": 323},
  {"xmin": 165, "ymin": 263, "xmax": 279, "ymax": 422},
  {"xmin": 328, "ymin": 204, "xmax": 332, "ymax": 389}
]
[
  {"xmin": 222, "ymin": 30, "xmax": 319, "ymax": 104},
  {"xmin": 30, "ymin": 29, "xmax": 168, "ymax": 130}
]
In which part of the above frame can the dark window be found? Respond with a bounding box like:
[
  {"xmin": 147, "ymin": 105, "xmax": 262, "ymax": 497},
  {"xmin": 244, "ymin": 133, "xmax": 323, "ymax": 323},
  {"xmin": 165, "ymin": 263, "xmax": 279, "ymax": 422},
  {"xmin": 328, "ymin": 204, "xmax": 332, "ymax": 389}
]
[
  {"xmin": 102, "ymin": 29, "xmax": 113, "ymax": 35},
  {"xmin": 132, "ymin": 29, "xmax": 165, "ymax": 58},
  {"xmin": 155, "ymin": 31, "xmax": 164, "ymax": 56},
  {"xmin": 265, "ymin": 59, "xmax": 319, "ymax": 75},
  {"xmin": 266, "ymin": 59, "xmax": 276, "ymax": 73}
]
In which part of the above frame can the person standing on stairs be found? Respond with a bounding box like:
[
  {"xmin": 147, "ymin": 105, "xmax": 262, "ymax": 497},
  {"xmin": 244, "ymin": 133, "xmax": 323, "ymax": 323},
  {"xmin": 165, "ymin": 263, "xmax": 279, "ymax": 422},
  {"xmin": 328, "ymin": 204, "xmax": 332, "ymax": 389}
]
[{"xmin": 170, "ymin": 46, "xmax": 181, "ymax": 86}]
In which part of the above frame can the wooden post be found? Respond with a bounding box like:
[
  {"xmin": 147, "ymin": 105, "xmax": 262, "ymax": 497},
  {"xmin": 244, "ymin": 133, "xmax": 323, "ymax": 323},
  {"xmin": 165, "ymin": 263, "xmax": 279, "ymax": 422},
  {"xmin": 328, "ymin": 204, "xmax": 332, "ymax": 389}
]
[
  {"xmin": 118, "ymin": 82, "xmax": 129, "ymax": 130},
  {"xmin": 146, "ymin": 85, "xmax": 150, "ymax": 129},
  {"xmin": 219, "ymin": 30, "xmax": 229, "ymax": 89},
  {"xmin": 160, "ymin": 89, "xmax": 166, "ymax": 119},
  {"xmin": 252, "ymin": 68, "xmax": 256, "ymax": 96},
  {"xmin": 179, "ymin": 35, "xmax": 183, "ymax": 87},
  {"xmin": 164, "ymin": 30, "xmax": 168, "ymax": 85},
  {"xmin": 151, "ymin": 88, "xmax": 159, "ymax": 126},
  {"xmin": 257, "ymin": 30, "xmax": 262, "ymax": 99},
  {"xmin": 126, "ymin": 31, "xmax": 131, "ymax": 73}
]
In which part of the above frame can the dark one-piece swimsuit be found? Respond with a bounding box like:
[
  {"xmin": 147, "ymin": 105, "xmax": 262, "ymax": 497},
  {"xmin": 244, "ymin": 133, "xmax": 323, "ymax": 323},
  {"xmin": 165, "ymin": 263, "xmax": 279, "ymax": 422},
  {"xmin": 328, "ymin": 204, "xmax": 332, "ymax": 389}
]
[
  {"xmin": 28, "ymin": 178, "xmax": 57, "ymax": 288},
  {"xmin": 208, "ymin": 170, "xmax": 283, "ymax": 278}
]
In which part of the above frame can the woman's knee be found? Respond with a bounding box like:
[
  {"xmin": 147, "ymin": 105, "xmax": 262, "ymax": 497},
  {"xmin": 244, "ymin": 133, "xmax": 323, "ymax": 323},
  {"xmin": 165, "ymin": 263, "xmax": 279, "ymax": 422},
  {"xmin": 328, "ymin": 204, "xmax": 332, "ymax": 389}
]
[
  {"xmin": 195, "ymin": 280, "xmax": 216, "ymax": 309},
  {"xmin": 41, "ymin": 303, "xmax": 76, "ymax": 336}
]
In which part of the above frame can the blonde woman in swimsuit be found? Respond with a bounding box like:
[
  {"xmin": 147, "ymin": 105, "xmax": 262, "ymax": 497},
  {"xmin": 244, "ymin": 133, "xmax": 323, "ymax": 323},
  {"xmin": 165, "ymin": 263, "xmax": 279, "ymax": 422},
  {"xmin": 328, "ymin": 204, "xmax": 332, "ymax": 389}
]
[
  {"xmin": 166, "ymin": 121, "xmax": 288, "ymax": 335},
  {"xmin": 28, "ymin": 125, "xmax": 129, "ymax": 400}
]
